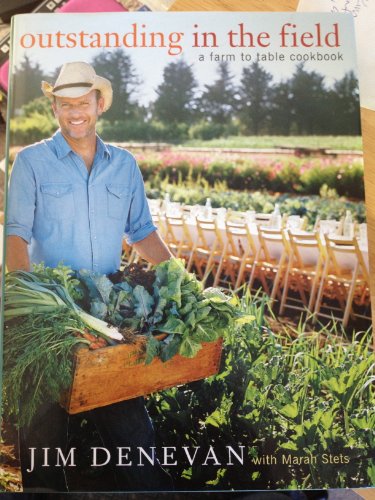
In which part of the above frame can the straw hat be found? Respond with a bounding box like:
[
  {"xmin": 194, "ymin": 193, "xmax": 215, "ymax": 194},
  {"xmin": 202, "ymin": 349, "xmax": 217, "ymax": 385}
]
[{"xmin": 41, "ymin": 61, "xmax": 113, "ymax": 112}]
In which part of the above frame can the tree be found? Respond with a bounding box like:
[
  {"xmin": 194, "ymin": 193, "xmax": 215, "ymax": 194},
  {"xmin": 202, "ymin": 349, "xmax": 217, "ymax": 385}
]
[
  {"xmin": 328, "ymin": 71, "xmax": 361, "ymax": 135},
  {"xmin": 12, "ymin": 55, "xmax": 48, "ymax": 113},
  {"xmin": 152, "ymin": 59, "xmax": 197, "ymax": 126},
  {"xmin": 238, "ymin": 62, "xmax": 273, "ymax": 135},
  {"xmin": 91, "ymin": 49, "xmax": 141, "ymax": 123},
  {"xmin": 269, "ymin": 81, "xmax": 293, "ymax": 135},
  {"xmin": 289, "ymin": 64, "xmax": 327, "ymax": 134},
  {"xmin": 22, "ymin": 96, "xmax": 55, "ymax": 120},
  {"xmin": 198, "ymin": 61, "xmax": 237, "ymax": 125}
]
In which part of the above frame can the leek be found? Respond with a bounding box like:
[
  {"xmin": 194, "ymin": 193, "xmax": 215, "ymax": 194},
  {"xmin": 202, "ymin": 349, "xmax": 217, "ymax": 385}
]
[{"xmin": 4, "ymin": 271, "xmax": 124, "ymax": 342}]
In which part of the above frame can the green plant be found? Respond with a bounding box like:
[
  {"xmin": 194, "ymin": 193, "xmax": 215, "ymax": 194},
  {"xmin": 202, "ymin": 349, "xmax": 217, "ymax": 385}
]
[{"xmin": 147, "ymin": 293, "xmax": 374, "ymax": 490}]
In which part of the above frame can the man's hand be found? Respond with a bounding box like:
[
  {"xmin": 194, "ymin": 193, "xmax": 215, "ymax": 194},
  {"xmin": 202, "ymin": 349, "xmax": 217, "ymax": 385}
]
[
  {"xmin": 6, "ymin": 235, "xmax": 31, "ymax": 272},
  {"xmin": 133, "ymin": 231, "xmax": 172, "ymax": 265}
]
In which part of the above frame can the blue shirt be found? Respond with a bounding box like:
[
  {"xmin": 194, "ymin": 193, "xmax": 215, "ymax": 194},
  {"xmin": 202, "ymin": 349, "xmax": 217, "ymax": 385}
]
[{"xmin": 6, "ymin": 130, "xmax": 157, "ymax": 274}]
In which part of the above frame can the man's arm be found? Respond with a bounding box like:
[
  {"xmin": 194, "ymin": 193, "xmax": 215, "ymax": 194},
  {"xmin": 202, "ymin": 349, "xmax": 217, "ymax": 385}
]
[
  {"xmin": 6, "ymin": 235, "xmax": 30, "ymax": 271},
  {"xmin": 133, "ymin": 231, "xmax": 172, "ymax": 265}
]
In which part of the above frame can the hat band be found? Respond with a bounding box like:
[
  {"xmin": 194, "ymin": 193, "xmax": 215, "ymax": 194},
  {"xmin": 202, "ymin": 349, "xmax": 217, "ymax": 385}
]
[{"xmin": 53, "ymin": 82, "xmax": 92, "ymax": 92}]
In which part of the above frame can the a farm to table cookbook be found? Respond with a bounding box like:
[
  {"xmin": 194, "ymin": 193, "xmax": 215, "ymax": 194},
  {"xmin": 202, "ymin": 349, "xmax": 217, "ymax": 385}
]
[{"xmin": 1, "ymin": 10, "xmax": 374, "ymax": 493}]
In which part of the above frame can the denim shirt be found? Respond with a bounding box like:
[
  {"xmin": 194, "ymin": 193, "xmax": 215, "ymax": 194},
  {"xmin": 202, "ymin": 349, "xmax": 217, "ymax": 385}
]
[{"xmin": 6, "ymin": 130, "xmax": 156, "ymax": 274}]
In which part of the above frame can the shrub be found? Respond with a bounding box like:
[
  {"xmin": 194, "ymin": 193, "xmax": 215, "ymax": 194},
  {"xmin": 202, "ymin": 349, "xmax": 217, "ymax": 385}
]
[
  {"xmin": 189, "ymin": 120, "xmax": 226, "ymax": 141},
  {"xmin": 10, "ymin": 113, "xmax": 56, "ymax": 145}
]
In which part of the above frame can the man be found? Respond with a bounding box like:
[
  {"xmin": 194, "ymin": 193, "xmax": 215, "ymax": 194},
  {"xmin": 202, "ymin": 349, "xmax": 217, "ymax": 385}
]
[{"xmin": 6, "ymin": 61, "xmax": 173, "ymax": 492}]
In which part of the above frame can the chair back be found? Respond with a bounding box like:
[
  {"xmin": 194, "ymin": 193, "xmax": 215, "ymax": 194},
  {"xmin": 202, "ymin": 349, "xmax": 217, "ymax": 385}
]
[
  {"xmin": 195, "ymin": 216, "xmax": 224, "ymax": 251},
  {"xmin": 225, "ymin": 212, "xmax": 257, "ymax": 259},
  {"xmin": 165, "ymin": 214, "xmax": 194, "ymax": 258},
  {"xmin": 324, "ymin": 234, "xmax": 369, "ymax": 282},
  {"xmin": 257, "ymin": 226, "xmax": 288, "ymax": 263},
  {"xmin": 288, "ymin": 230, "xmax": 324, "ymax": 269}
]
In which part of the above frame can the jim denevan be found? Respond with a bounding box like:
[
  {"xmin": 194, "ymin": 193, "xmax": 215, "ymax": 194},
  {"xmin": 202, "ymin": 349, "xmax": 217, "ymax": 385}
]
[{"xmin": 27, "ymin": 445, "xmax": 248, "ymax": 472}]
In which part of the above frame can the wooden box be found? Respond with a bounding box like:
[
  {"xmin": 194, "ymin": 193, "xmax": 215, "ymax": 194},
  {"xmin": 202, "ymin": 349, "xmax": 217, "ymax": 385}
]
[{"xmin": 61, "ymin": 337, "xmax": 223, "ymax": 414}]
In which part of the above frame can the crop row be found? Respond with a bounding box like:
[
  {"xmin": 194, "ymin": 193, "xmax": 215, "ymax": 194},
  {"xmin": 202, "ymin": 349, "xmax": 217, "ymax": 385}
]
[{"xmin": 138, "ymin": 152, "xmax": 365, "ymax": 200}]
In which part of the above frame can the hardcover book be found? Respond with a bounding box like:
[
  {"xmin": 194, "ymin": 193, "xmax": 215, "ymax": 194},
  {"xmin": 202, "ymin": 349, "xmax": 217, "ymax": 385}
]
[{"xmin": 1, "ymin": 11, "xmax": 374, "ymax": 493}]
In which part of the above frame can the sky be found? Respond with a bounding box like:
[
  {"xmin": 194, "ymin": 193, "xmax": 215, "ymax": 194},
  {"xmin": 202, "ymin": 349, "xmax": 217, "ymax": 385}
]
[{"xmin": 10, "ymin": 11, "xmax": 358, "ymax": 106}]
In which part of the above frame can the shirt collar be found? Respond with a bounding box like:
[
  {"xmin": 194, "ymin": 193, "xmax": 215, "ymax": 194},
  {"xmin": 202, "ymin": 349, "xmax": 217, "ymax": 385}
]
[{"xmin": 52, "ymin": 130, "xmax": 111, "ymax": 160}]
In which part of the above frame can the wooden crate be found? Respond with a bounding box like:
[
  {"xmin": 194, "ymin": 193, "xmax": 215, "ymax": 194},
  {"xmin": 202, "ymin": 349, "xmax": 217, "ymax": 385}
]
[{"xmin": 61, "ymin": 337, "xmax": 223, "ymax": 414}]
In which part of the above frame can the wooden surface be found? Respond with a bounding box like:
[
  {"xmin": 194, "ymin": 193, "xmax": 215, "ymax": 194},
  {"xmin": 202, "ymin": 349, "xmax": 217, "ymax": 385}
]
[
  {"xmin": 62, "ymin": 337, "xmax": 223, "ymax": 414},
  {"xmin": 361, "ymin": 107, "xmax": 375, "ymax": 322},
  {"xmin": 170, "ymin": 0, "xmax": 298, "ymax": 11}
]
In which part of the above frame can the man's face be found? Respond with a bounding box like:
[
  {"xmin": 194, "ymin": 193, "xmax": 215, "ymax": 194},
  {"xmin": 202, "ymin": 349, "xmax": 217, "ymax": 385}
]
[{"xmin": 52, "ymin": 90, "xmax": 104, "ymax": 141}]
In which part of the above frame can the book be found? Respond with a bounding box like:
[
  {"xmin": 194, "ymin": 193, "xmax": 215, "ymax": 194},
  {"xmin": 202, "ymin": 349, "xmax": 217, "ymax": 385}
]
[{"xmin": 1, "ymin": 10, "xmax": 374, "ymax": 493}]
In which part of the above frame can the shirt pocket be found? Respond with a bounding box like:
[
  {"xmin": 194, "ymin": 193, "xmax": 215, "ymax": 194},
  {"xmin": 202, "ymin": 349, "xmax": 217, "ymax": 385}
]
[
  {"xmin": 106, "ymin": 184, "xmax": 132, "ymax": 220},
  {"xmin": 40, "ymin": 183, "xmax": 74, "ymax": 221}
]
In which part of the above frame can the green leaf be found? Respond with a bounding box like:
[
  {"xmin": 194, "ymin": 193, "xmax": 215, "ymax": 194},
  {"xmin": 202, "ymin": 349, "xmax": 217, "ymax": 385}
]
[
  {"xmin": 90, "ymin": 299, "xmax": 108, "ymax": 320},
  {"xmin": 145, "ymin": 335, "xmax": 160, "ymax": 364},
  {"xmin": 159, "ymin": 316, "xmax": 186, "ymax": 335},
  {"xmin": 160, "ymin": 335, "xmax": 181, "ymax": 362},
  {"xmin": 133, "ymin": 285, "xmax": 154, "ymax": 318},
  {"xmin": 79, "ymin": 269, "xmax": 113, "ymax": 305},
  {"xmin": 153, "ymin": 286, "xmax": 169, "ymax": 322},
  {"xmin": 166, "ymin": 258, "xmax": 186, "ymax": 307},
  {"xmin": 179, "ymin": 336, "xmax": 202, "ymax": 358},
  {"xmin": 279, "ymin": 402, "xmax": 299, "ymax": 419},
  {"xmin": 235, "ymin": 314, "xmax": 255, "ymax": 325},
  {"xmin": 192, "ymin": 323, "xmax": 218, "ymax": 343}
]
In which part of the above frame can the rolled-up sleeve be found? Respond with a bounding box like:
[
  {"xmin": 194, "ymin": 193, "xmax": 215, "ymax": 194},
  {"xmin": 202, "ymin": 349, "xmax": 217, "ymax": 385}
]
[
  {"xmin": 6, "ymin": 153, "xmax": 36, "ymax": 244},
  {"xmin": 124, "ymin": 160, "xmax": 157, "ymax": 245}
]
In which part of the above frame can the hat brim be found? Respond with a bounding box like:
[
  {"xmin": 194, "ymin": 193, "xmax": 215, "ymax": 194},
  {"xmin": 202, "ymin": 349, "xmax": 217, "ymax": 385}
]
[{"xmin": 41, "ymin": 75, "xmax": 113, "ymax": 112}]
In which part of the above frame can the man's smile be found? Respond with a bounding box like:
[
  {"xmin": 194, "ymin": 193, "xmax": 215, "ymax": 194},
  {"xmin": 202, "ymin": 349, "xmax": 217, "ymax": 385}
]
[{"xmin": 70, "ymin": 120, "xmax": 86, "ymax": 125}]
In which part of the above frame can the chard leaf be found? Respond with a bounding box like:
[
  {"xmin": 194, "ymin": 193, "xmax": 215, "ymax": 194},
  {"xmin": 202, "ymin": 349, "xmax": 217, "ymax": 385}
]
[
  {"xmin": 133, "ymin": 285, "xmax": 154, "ymax": 318},
  {"xmin": 154, "ymin": 261, "xmax": 169, "ymax": 287},
  {"xmin": 192, "ymin": 323, "xmax": 218, "ymax": 343},
  {"xmin": 185, "ymin": 310, "xmax": 196, "ymax": 328},
  {"xmin": 159, "ymin": 316, "xmax": 186, "ymax": 335},
  {"xmin": 79, "ymin": 270, "xmax": 113, "ymax": 305},
  {"xmin": 203, "ymin": 287, "xmax": 230, "ymax": 301},
  {"xmin": 160, "ymin": 335, "xmax": 181, "ymax": 362},
  {"xmin": 179, "ymin": 301, "xmax": 193, "ymax": 315},
  {"xmin": 166, "ymin": 259, "xmax": 185, "ymax": 307},
  {"xmin": 145, "ymin": 335, "xmax": 160, "ymax": 364},
  {"xmin": 195, "ymin": 306, "xmax": 211, "ymax": 322},
  {"xmin": 153, "ymin": 286, "xmax": 169, "ymax": 322},
  {"xmin": 179, "ymin": 336, "xmax": 202, "ymax": 358}
]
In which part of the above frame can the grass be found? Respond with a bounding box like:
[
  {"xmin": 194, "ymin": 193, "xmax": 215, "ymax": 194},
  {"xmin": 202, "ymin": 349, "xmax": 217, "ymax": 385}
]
[{"xmin": 182, "ymin": 135, "xmax": 363, "ymax": 151}]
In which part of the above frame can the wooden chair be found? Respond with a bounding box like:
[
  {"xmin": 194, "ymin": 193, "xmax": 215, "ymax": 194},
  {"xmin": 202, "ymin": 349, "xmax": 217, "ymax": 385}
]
[
  {"xmin": 248, "ymin": 226, "xmax": 289, "ymax": 301},
  {"xmin": 313, "ymin": 234, "xmax": 371, "ymax": 327},
  {"xmin": 279, "ymin": 230, "xmax": 325, "ymax": 316},
  {"xmin": 164, "ymin": 214, "xmax": 194, "ymax": 262},
  {"xmin": 285, "ymin": 215, "xmax": 307, "ymax": 231},
  {"xmin": 120, "ymin": 238, "xmax": 138, "ymax": 269},
  {"xmin": 313, "ymin": 218, "xmax": 343, "ymax": 236},
  {"xmin": 254, "ymin": 213, "xmax": 272, "ymax": 226},
  {"xmin": 213, "ymin": 212, "xmax": 257, "ymax": 289},
  {"xmin": 152, "ymin": 213, "xmax": 166, "ymax": 240},
  {"xmin": 187, "ymin": 216, "xmax": 224, "ymax": 282}
]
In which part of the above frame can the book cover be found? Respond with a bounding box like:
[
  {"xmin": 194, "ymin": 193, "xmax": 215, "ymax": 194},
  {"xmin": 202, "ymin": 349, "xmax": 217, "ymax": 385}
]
[{"xmin": 1, "ymin": 11, "xmax": 374, "ymax": 493}]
